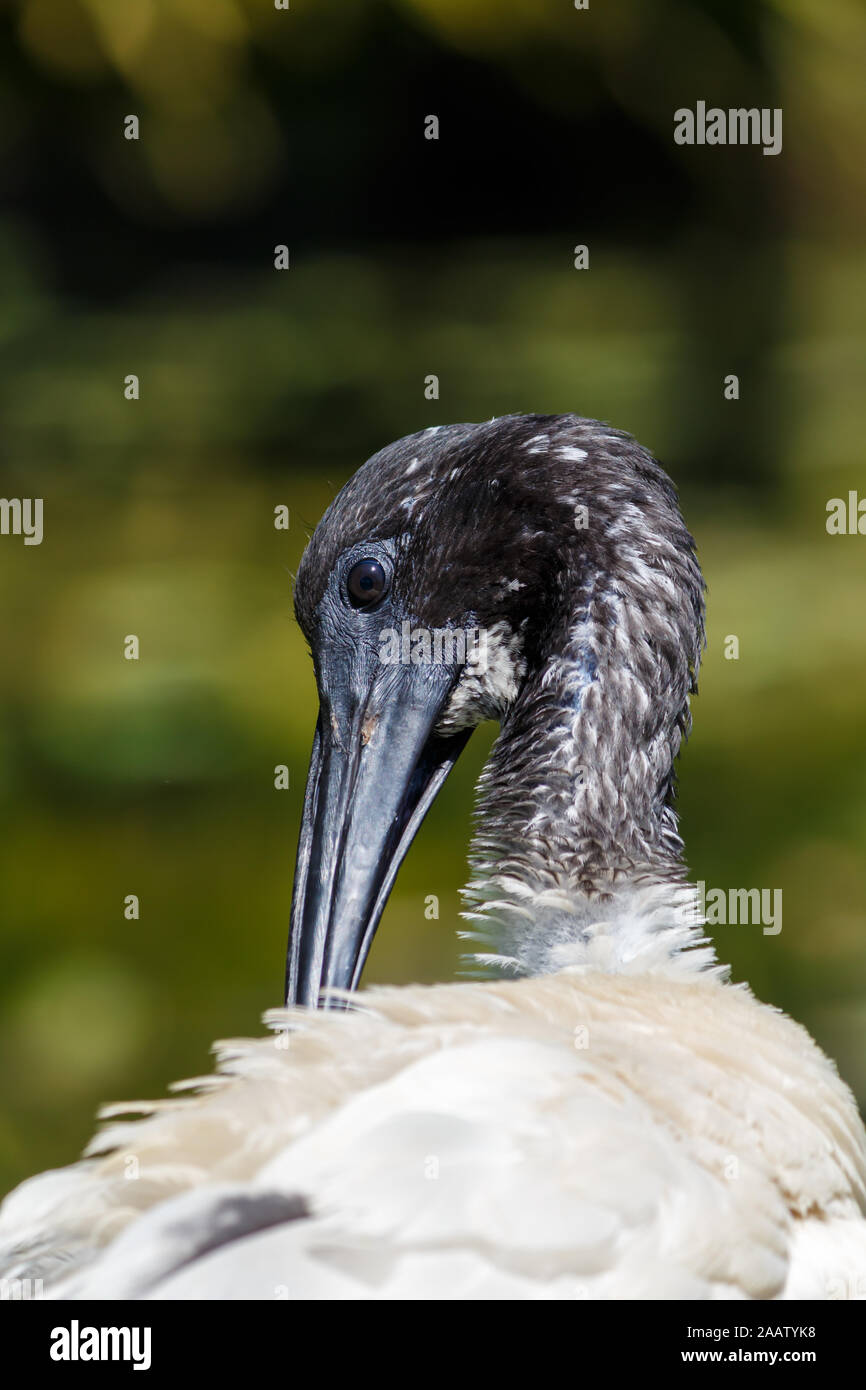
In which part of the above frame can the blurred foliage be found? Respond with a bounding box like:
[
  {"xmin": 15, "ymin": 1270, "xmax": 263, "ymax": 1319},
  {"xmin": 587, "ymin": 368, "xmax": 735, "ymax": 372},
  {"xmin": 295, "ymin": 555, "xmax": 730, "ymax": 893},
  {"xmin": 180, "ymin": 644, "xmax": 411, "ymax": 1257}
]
[{"xmin": 0, "ymin": 0, "xmax": 864, "ymax": 1192}]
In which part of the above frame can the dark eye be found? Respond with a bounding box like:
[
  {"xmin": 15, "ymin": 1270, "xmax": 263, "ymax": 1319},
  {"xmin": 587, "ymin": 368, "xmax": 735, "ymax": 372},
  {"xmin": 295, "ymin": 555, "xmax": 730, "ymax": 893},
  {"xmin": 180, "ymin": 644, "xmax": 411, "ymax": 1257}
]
[{"xmin": 346, "ymin": 558, "xmax": 388, "ymax": 608}]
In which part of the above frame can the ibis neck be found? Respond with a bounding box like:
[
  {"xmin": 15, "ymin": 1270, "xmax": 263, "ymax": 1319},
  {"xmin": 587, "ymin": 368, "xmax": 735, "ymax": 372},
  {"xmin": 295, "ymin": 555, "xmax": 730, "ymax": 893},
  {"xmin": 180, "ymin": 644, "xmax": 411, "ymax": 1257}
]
[{"xmin": 462, "ymin": 591, "xmax": 718, "ymax": 979}]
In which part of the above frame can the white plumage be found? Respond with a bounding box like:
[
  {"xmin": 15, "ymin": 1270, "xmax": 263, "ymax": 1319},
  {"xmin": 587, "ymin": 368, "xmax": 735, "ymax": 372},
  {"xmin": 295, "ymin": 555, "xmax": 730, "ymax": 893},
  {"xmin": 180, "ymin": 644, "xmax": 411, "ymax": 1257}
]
[{"xmin": 2, "ymin": 972, "xmax": 864, "ymax": 1299}]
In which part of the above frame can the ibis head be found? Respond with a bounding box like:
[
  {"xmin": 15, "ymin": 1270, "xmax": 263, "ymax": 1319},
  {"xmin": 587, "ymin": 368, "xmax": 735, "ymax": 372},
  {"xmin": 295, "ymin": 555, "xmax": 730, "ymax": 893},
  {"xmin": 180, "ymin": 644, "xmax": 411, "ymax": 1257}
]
[{"xmin": 286, "ymin": 415, "xmax": 705, "ymax": 1006}]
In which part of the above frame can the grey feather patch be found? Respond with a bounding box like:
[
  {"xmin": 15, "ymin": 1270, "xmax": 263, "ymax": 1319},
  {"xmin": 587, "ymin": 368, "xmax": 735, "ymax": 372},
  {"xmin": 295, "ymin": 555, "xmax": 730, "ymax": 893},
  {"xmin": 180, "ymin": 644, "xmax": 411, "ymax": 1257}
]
[{"xmin": 156, "ymin": 1192, "xmax": 310, "ymax": 1278}]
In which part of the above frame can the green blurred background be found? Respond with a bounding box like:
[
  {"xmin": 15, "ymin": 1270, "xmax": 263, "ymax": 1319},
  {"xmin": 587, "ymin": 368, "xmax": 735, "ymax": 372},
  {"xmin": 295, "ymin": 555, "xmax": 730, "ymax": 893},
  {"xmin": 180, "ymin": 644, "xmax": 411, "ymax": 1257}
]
[{"xmin": 0, "ymin": 0, "xmax": 864, "ymax": 1193}]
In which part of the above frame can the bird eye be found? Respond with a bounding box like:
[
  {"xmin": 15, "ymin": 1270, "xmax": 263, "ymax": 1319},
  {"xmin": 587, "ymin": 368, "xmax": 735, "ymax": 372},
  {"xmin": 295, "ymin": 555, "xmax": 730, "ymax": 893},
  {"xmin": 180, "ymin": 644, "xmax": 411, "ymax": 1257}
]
[{"xmin": 346, "ymin": 558, "xmax": 388, "ymax": 608}]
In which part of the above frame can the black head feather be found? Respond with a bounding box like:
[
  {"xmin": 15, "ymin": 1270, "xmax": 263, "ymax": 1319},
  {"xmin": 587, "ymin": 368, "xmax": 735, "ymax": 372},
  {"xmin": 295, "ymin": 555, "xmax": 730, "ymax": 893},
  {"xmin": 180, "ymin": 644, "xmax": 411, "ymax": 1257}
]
[{"xmin": 294, "ymin": 414, "xmax": 712, "ymax": 978}]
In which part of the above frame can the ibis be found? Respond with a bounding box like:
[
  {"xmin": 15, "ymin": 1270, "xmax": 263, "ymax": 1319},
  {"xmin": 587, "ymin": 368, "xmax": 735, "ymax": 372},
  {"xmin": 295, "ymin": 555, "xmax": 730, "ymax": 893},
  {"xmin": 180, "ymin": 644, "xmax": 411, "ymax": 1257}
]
[{"xmin": 1, "ymin": 413, "xmax": 864, "ymax": 1299}]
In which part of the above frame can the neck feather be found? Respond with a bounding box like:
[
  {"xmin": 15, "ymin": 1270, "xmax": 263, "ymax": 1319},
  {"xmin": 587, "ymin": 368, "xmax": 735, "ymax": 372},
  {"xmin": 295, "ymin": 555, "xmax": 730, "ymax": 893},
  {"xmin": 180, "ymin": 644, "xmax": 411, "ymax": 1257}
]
[{"xmin": 461, "ymin": 517, "xmax": 720, "ymax": 980}]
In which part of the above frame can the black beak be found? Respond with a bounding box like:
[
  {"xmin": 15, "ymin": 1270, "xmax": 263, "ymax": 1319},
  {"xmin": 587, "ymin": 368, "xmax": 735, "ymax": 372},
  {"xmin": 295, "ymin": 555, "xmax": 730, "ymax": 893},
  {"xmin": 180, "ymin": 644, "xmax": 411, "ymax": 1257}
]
[{"xmin": 285, "ymin": 655, "xmax": 470, "ymax": 1007}]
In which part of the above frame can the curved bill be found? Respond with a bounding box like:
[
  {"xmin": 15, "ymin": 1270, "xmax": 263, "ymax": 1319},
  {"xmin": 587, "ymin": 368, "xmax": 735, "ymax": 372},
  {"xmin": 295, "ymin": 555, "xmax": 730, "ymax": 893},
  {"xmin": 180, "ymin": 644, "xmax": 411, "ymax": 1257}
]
[{"xmin": 285, "ymin": 660, "xmax": 471, "ymax": 1007}]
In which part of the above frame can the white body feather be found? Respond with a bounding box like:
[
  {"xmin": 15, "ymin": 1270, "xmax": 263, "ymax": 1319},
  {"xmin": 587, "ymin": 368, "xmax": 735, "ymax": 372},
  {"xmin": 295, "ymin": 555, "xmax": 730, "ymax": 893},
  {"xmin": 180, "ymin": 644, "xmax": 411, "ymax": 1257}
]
[{"xmin": 2, "ymin": 969, "xmax": 864, "ymax": 1300}]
